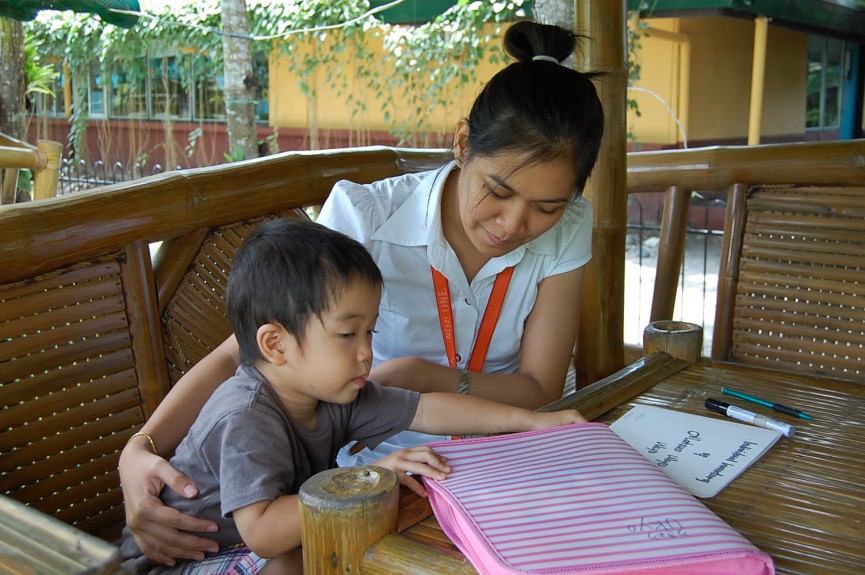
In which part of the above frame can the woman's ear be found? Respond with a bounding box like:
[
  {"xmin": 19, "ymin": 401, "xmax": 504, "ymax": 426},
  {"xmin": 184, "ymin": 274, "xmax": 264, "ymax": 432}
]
[
  {"xmin": 453, "ymin": 118, "xmax": 470, "ymax": 166},
  {"xmin": 256, "ymin": 323, "xmax": 294, "ymax": 365}
]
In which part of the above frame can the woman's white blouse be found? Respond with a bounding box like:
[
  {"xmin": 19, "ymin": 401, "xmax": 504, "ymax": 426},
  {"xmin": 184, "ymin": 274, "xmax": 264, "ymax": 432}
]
[{"xmin": 317, "ymin": 161, "xmax": 593, "ymax": 465}]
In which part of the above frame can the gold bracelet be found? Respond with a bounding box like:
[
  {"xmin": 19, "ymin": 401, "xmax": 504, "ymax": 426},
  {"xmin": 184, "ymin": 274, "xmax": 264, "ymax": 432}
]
[{"xmin": 127, "ymin": 431, "xmax": 158, "ymax": 455}]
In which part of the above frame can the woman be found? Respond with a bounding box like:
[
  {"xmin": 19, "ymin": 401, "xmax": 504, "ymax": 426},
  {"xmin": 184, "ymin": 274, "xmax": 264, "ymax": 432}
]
[{"xmin": 120, "ymin": 20, "xmax": 604, "ymax": 566}]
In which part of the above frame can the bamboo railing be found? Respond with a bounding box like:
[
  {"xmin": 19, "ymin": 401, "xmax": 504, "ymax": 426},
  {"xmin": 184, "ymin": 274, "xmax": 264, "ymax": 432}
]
[
  {"xmin": 0, "ymin": 132, "xmax": 63, "ymax": 204},
  {"xmin": 625, "ymin": 139, "xmax": 865, "ymax": 339}
]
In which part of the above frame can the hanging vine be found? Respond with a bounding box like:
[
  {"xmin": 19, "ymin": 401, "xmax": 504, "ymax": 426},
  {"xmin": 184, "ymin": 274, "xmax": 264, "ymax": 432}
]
[{"xmin": 26, "ymin": 1, "xmax": 637, "ymax": 162}]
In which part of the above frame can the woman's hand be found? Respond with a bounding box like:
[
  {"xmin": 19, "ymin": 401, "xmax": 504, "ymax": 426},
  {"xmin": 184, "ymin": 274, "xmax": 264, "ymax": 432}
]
[
  {"xmin": 373, "ymin": 446, "xmax": 452, "ymax": 497},
  {"xmin": 119, "ymin": 441, "xmax": 219, "ymax": 565}
]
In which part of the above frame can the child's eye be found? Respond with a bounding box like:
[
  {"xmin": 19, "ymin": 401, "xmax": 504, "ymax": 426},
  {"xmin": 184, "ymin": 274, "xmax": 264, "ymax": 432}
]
[
  {"xmin": 339, "ymin": 332, "xmax": 356, "ymax": 339},
  {"xmin": 368, "ymin": 329, "xmax": 378, "ymax": 337}
]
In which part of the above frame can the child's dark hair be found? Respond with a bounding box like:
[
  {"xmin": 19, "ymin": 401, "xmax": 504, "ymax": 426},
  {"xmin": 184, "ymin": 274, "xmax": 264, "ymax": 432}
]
[
  {"xmin": 227, "ymin": 217, "xmax": 383, "ymax": 366},
  {"xmin": 465, "ymin": 21, "xmax": 604, "ymax": 198}
]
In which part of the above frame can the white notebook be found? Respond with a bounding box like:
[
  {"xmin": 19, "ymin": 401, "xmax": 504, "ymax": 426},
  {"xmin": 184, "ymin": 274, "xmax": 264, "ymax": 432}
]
[{"xmin": 610, "ymin": 405, "xmax": 782, "ymax": 498}]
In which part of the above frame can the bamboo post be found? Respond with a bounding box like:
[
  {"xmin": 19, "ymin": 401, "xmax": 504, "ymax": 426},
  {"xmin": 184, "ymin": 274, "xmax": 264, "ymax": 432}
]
[
  {"xmin": 33, "ymin": 139, "xmax": 64, "ymax": 200},
  {"xmin": 299, "ymin": 466, "xmax": 399, "ymax": 574},
  {"xmin": 643, "ymin": 320, "xmax": 703, "ymax": 363},
  {"xmin": 574, "ymin": 0, "xmax": 628, "ymax": 386},
  {"xmin": 650, "ymin": 185, "xmax": 691, "ymax": 322},
  {"xmin": 1, "ymin": 167, "xmax": 17, "ymax": 204}
]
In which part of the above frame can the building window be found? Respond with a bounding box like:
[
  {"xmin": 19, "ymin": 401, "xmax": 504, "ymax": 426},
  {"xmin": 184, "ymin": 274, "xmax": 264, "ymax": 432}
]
[
  {"xmin": 806, "ymin": 36, "xmax": 843, "ymax": 129},
  {"xmin": 30, "ymin": 51, "xmax": 269, "ymax": 124},
  {"xmin": 109, "ymin": 60, "xmax": 148, "ymax": 118},
  {"xmin": 150, "ymin": 55, "xmax": 191, "ymax": 119}
]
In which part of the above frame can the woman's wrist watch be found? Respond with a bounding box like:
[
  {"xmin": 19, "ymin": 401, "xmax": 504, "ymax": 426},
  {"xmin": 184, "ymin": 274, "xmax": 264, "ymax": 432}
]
[{"xmin": 457, "ymin": 369, "xmax": 471, "ymax": 395}]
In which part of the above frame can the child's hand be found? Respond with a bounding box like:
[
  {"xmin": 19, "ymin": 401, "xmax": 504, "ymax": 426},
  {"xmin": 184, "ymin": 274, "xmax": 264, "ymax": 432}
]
[
  {"xmin": 374, "ymin": 446, "xmax": 452, "ymax": 497},
  {"xmin": 529, "ymin": 409, "xmax": 587, "ymax": 430}
]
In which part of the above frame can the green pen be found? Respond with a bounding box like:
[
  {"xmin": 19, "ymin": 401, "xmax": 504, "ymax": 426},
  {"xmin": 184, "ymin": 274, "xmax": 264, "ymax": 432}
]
[{"xmin": 721, "ymin": 387, "xmax": 813, "ymax": 420}]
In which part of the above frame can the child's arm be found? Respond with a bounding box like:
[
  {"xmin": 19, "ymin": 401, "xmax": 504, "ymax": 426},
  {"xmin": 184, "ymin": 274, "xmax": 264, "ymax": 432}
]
[
  {"xmin": 409, "ymin": 393, "xmax": 586, "ymax": 436},
  {"xmin": 233, "ymin": 495, "xmax": 302, "ymax": 559}
]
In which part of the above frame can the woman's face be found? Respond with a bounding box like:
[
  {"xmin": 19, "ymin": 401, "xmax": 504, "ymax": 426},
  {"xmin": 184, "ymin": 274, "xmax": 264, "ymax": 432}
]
[{"xmin": 457, "ymin": 152, "xmax": 577, "ymax": 258}]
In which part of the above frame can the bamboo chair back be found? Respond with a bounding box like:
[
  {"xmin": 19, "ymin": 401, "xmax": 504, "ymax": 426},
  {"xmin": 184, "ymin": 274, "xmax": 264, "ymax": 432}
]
[
  {"xmin": 712, "ymin": 184, "xmax": 865, "ymax": 382},
  {"xmin": 0, "ymin": 147, "xmax": 448, "ymax": 542},
  {"xmin": 0, "ymin": 246, "xmax": 162, "ymax": 540}
]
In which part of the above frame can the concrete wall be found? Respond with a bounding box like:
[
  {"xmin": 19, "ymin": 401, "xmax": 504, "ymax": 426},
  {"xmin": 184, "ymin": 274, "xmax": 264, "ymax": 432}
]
[{"xmin": 628, "ymin": 16, "xmax": 808, "ymax": 149}]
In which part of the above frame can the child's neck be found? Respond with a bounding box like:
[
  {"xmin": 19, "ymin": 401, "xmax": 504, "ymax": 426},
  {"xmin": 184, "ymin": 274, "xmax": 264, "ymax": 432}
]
[{"xmin": 257, "ymin": 362, "xmax": 318, "ymax": 431}]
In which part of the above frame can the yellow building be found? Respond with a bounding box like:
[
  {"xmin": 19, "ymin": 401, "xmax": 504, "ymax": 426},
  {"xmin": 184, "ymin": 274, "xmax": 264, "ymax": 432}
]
[{"xmin": 268, "ymin": 1, "xmax": 865, "ymax": 151}]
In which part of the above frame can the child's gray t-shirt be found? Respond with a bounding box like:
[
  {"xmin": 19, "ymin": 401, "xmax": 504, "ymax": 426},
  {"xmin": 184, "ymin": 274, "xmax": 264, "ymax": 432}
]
[{"xmin": 122, "ymin": 364, "xmax": 419, "ymax": 558}]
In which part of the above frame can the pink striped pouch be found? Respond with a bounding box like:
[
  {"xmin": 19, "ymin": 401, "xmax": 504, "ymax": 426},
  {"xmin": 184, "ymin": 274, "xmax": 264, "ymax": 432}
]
[{"xmin": 423, "ymin": 423, "xmax": 774, "ymax": 575}]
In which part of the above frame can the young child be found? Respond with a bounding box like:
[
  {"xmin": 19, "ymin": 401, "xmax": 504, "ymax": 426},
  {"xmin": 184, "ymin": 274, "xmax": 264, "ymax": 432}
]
[{"xmin": 120, "ymin": 217, "xmax": 584, "ymax": 574}]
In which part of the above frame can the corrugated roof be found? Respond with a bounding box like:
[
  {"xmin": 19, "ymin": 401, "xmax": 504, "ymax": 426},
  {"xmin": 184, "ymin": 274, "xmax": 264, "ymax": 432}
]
[{"xmin": 627, "ymin": 0, "xmax": 865, "ymax": 42}]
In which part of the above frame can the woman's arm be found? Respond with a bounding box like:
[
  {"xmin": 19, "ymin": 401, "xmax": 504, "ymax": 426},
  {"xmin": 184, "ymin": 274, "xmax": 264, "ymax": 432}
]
[
  {"xmin": 119, "ymin": 334, "xmax": 241, "ymax": 564},
  {"xmin": 410, "ymin": 392, "xmax": 585, "ymax": 436},
  {"xmin": 370, "ymin": 267, "xmax": 584, "ymax": 409}
]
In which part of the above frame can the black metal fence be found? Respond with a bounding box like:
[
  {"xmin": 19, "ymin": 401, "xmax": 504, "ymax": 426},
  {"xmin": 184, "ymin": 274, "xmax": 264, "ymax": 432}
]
[
  {"xmin": 58, "ymin": 158, "xmax": 181, "ymax": 195},
  {"xmin": 625, "ymin": 193, "xmax": 725, "ymax": 356}
]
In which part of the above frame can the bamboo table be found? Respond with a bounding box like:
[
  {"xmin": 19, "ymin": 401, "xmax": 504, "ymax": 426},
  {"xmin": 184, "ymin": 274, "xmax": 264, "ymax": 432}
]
[{"xmin": 362, "ymin": 356, "xmax": 865, "ymax": 575}]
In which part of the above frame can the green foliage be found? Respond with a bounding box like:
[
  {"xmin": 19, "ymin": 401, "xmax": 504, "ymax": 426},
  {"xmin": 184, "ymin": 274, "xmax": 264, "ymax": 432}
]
[
  {"xmin": 369, "ymin": 0, "xmax": 526, "ymax": 146},
  {"xmin": 24, "ymin": 0, "xmax": 643, "ymax": 155},
  {"xmin": 23, "ymin": 32, "xmax": 57, "ymax": 96},
  {"xmin": 224, "ymin": 144, "xmax": 245, "ymax": 163}
]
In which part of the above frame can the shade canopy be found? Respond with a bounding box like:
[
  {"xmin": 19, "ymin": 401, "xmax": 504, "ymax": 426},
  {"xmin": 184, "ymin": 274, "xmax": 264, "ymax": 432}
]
[
  {"xmin": 628, "ymin": 0, "xmax": 865, "ymax": 42},
  {"xmin": 0, "ymin": 0, "xmax": 140, "ymax": 28}
]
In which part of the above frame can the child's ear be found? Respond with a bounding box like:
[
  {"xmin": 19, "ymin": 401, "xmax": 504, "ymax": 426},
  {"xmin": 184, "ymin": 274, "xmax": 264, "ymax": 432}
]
[{"xmin": 256, "ymin": 323, "xmax": 295, "ymax": 365}]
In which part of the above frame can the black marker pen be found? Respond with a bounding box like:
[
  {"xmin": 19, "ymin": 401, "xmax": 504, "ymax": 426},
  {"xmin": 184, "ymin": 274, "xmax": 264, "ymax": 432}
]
[{"xmin": 705, "ymin": 398, "xmax": 795, "ymax": 438}]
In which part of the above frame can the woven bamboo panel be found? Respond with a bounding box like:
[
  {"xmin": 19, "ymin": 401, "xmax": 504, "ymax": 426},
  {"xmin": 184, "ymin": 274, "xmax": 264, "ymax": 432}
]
[
  {"xmin": 162, "ymin": 217, "xmax": 273, "ymax": 385},
  {"xmin": 730, "ymin": 186, "xmax": 865, "ymax": 382},
  {"xmin": 0, "ymin": 255, "xmax": 145, "ymax": 541}
]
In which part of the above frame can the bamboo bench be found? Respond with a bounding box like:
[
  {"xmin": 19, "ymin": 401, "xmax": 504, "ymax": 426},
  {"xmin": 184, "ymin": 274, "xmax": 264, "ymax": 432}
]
[
  {"xmin": 2, "ymin": 141, "xmax": 863, "ymax": 573},
  {"xmin": 0, "ymin": 147, "xmax": 450, "ymax": 545}
]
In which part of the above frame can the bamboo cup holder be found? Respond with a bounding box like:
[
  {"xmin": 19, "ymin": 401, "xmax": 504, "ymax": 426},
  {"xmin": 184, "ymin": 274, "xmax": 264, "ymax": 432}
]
[{"xmin": 643, "ymin": 320, "xmax": 703, "ymax": 363}]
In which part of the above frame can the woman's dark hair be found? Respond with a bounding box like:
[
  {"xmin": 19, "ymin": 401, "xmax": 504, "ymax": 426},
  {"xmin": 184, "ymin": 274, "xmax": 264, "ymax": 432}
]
[
  {"xmin": 227, "ymin": 217, "xmax": 383, "ymax": 366},
  {"xmin": 465, "ymin": 21, "xmax": 605, "ymax": 197}
]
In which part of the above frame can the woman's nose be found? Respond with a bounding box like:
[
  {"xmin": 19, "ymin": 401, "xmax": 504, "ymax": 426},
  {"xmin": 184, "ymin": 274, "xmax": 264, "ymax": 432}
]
[{"xmin": 497, "ymin": 203, "xmax": 529, "ymax": 236}]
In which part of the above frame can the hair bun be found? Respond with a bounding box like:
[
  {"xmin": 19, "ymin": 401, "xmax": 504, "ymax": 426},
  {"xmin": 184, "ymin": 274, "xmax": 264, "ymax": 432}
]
[{"xmin": 504, "ymin": 21, "xmax": 578, "ymax": 64}]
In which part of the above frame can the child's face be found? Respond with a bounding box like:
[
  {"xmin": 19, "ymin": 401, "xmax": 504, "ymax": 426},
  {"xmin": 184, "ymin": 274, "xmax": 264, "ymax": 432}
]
[{"xmin": 274, "ymin": 276, "xmax": 381, "ymax": 406}]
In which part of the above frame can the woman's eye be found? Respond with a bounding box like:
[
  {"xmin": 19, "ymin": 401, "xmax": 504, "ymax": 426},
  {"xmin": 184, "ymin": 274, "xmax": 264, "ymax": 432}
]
[
  {"xmin": 486, "ymin": 185, "xmax": 507, "ymax": 199},
  {"xmin": 536, "ymin": 205, "xmax": 562, "ymax": 215}
]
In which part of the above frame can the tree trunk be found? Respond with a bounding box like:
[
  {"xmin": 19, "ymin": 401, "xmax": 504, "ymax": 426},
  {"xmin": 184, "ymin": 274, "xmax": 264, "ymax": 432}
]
[
  {"xmin": 0, "ymin": 17, "xmax": 26, "ymax": 139},
  {"xmin": 220, "ymin": 0, "xmax": 259, "ymax": 161},
  {"xmin": 532, "ymin": 0, "xmax": 574, "ymax": 29}
]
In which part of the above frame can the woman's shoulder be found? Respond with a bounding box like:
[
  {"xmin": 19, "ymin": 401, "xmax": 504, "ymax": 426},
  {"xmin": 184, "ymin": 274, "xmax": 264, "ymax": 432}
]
[
  {"xmin": 330, "ymin": 167, "xmax": 441, "ymax": 210},
  {"xmin": 553, "ymin": 196, "xmax": 593, "ymax": 237},
  {"xmin": 319, "ymin": 166, "xmax": 446, "ymax": 240}
]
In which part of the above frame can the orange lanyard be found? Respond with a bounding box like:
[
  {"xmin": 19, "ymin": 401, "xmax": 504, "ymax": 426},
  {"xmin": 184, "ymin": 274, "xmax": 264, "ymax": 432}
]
[{"xmin": 431, "ymin": 266, "xmax": 514, "ymax": 372}]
